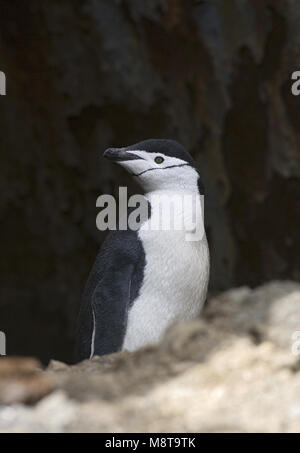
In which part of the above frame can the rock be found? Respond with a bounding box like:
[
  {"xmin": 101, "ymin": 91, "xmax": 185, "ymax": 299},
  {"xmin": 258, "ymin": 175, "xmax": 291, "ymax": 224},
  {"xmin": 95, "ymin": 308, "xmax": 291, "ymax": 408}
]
[
  {"xmin": 0, "ymin": 391, "xmax": 77, "ymax": 433},
  {"xmin": 0, "ymin": 281, "xmax": 300, "ymax": 432},
  {"xmin": 0, "ymin": 357, "xmax": 54, "ymax": 405},
  {"xmin": 47, "ymin": 360, "xmax": 70, "ymax": 372},
  {"xmin": 204, "ymin": 281, "xmax": 300, "ymax": 350}
]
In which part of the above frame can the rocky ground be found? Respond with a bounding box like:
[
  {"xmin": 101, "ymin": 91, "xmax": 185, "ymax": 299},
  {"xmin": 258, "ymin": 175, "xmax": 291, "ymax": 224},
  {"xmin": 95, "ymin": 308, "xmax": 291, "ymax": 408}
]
[{"xmin": 0, "ymin": 281, "xmax": 300, "ymax": 433}]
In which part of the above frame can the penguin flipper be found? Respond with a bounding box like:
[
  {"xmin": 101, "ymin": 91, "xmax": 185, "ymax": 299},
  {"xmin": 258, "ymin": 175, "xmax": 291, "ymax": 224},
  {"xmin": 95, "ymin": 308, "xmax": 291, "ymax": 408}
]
[
  {"xmin": 75, "ymin": 228, "xmax": 146, "ymax": 361},
  {"xmin": 91, "ymin": 262, "xmax": 134, "ymax": 357}
]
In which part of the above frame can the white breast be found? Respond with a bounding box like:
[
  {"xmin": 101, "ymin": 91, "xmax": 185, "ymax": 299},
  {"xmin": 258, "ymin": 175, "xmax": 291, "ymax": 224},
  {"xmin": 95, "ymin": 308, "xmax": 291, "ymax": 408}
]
[{"xmin": 122, "ymin": 190, "xmax": 210, "ymax": 351}]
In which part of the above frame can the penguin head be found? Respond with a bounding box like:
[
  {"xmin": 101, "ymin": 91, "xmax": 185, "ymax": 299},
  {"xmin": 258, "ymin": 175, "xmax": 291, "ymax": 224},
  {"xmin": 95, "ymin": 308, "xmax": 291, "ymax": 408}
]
[{"xmin": 104, "ymin": 139, "xmax": 204, "ymax": 193}]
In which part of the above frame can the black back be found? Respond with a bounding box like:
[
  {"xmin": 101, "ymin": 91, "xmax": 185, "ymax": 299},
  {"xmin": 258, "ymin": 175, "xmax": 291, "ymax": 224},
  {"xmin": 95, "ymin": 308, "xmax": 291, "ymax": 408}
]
[{"xmin": 75, "ymin": 206, "xmax": 149, "ymax": 361}]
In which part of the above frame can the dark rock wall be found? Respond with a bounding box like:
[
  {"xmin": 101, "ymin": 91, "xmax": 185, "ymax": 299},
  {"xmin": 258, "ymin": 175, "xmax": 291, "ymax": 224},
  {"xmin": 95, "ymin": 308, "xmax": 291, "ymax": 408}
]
[{"xmin": 0, "ymin": 0, "xmax": 299, "ymax": 363}]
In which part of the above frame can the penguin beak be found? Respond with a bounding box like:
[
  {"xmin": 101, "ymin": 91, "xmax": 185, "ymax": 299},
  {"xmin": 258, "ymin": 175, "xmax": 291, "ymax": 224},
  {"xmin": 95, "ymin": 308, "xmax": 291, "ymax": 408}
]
[{"xmin": 104, "ymin": 148, "xmax": 143, "ymax": 162}]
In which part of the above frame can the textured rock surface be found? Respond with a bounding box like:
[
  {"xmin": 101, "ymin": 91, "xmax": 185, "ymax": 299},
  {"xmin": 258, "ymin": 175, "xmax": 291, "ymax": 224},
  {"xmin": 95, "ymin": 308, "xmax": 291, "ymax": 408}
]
[
  {"xmin": 0, "ymin": 357, "xmax": 54, "ymax": 405},
  {"xmin": 0, "ymin": 1, "xmax": 299, "ymax": 363},
  {"xmin": 0, "ymin": 281, "xmax": 299, "ymax": 432}
]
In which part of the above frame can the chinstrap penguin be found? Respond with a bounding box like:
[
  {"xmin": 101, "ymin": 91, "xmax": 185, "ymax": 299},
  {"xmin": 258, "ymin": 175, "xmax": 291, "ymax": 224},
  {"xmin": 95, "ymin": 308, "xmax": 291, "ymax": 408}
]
[{"xmin": 75, "ymin": 139, "xmax": 210, "ymax": 360}]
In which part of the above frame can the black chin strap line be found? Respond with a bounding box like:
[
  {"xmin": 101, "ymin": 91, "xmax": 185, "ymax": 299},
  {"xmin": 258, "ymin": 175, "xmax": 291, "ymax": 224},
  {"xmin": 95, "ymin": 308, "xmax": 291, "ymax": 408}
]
[{"xmin": 131, "ymin": 163, "xmax": 189, "ymax": 177}]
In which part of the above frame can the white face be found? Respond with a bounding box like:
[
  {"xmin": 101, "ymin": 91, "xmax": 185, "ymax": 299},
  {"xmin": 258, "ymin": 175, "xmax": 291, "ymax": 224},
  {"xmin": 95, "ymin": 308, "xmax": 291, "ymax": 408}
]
[{"xmin": 117, "ymin": 149, "xmax": 199, "ymax": 192}]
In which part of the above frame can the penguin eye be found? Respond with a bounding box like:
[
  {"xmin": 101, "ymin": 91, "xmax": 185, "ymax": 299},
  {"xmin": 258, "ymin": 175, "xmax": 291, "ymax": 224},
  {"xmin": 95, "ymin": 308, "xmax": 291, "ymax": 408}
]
[{"xmin": 155, "ymin": 156, "xmax": 164, "ymax": 164}]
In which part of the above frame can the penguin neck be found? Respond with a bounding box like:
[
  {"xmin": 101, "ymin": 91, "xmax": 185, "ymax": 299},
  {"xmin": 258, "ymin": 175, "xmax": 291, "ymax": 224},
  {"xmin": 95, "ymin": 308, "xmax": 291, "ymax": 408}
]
[
  {"xmin": 144, "ymin": 187, "xmax": 205, "ymax": 236},
  {"xmin": 148, "ymin": 188, "xmax": 197, "ymax": 196},
  {"xmin": 145, "ymin": 183, "xmax": 200, "ymax": 199}
]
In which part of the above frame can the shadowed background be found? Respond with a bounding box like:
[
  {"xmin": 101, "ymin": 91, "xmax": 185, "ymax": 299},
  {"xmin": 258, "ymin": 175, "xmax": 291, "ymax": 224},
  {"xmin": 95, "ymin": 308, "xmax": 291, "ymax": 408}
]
[{"xmin": 0, "ymin": 0, "xmax": 299, "ymax": 363}]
